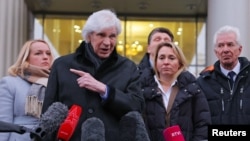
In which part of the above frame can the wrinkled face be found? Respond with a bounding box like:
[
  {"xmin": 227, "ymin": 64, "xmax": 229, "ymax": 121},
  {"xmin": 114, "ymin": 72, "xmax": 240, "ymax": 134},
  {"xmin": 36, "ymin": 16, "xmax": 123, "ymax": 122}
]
[
  {"xmin": 156, "ymin": 46, "xmax": 180, "ymax": 77},
  {"xmin": 89, "ymin": 27, "xmax": 117, "ymax": 59},
  {"xmin": 28, "ymin": 42, "xmax": 53, "ymax": 69},
  {"xmin": 148, "ymin": 32, "xmax": 172, "ymax": 60},
  {"xmin": 214, "ymin": 32, "xmax": 242, "ymax": 69}
]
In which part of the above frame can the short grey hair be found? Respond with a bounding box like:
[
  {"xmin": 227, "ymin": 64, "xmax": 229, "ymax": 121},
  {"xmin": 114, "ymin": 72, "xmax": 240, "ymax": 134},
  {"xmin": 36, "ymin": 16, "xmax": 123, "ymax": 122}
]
[
  {"xmin": 213, "ymin": 25, "xmax": 241, "ymax": 46},
  {"xmin": 82, "ymin": 9, "xmax": 122, "ymax": 43}
]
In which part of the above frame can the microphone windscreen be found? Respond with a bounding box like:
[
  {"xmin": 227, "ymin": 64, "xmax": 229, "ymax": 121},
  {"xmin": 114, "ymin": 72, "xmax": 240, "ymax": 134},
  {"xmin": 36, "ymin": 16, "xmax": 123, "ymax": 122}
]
[
  {"xmin": 119, "ymin": 113, "xmax": 136, "ymax": 141},
  {"xmin": 81, "ymin": 117, "xmax": 105, "ymax": 141},
  {"xmin": 30, "ymin": 102, "xmax": 69, "ymax": 139},
  {"xmin": 119, "ymin": 111, "xmax": 150, "ymax": 141},
  {"xmin": 57, "ymin": 104, "xmax": 82, "ymax": 141},
  {"xmin": 163, "ymin": 125, "xmax": 185, "ymax": 141}
]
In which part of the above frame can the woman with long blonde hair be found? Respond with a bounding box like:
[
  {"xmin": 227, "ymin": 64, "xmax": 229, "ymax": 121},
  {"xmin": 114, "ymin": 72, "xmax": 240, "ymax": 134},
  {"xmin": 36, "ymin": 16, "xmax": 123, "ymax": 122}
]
[{"xmin": 0, "ymin": 39, "xmax": 54, "ymax": 141}]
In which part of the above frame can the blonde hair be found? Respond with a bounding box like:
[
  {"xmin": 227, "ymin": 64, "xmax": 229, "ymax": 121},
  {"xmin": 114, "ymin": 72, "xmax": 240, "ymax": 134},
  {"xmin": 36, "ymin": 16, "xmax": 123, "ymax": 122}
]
[
  {"xmin": 153, "ymin": 42, "xmax": 187, "ymax": 81},
  {"xmin": 8, "ymin": 39, "xmax": 55, "ymax": 76}
]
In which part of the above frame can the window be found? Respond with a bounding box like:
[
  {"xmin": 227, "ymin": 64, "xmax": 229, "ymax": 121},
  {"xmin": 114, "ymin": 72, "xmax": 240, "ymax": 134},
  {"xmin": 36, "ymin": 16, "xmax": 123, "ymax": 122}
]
[{"xmin": 35, "ymin": 15, "xmax": 206, "ymax": 76}]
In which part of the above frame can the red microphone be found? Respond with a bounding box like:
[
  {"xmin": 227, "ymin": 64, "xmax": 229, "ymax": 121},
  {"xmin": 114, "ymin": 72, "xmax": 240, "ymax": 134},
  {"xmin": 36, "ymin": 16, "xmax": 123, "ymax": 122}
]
[
  {"xmin": 57, "ymin": 104, "xmax": 82, "ymax": 141},
  {"xmin": 163, "ymin": 125, "xmax": 185, "ymax": 141}
]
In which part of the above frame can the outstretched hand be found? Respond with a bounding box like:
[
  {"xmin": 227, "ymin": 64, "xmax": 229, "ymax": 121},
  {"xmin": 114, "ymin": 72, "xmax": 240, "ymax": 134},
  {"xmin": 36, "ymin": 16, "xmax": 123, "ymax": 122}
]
[{"xmin": 70, "ymin": 68, "xmax": 106, "ymax": 95}]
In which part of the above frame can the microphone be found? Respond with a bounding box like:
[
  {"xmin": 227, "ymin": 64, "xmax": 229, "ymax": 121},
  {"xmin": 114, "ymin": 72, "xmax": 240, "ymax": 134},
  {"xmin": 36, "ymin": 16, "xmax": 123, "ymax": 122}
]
[
  {"xmin": 81, "ymin": 117, "xmax": 105, "ymax": 141},
  {"xmin": 30, "ymin": 102, "xmax": 69, "ymax": 140},
  {"xmin": 0, "ymin": 120, "xmax": 29, "ymax": 134},
  {"xmin": 163, "ymin": 125, "xmax": 185, "ymax": 141},
  {"xmin": 57, "ymin": 104, "xmax": 82, "ymax": 141},
  {"xmin": 119, "ymin": 111, "xmax": 150, "ymax": 141},
  {"xmin": 0, "ymin": 120, "xmax": 47, "ymax": 140}
]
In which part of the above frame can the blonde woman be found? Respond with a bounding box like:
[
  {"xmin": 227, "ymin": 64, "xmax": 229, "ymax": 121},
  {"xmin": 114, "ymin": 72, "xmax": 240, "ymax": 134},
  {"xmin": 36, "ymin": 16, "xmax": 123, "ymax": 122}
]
[
  {"xmin": 140, "ymin": 42, "xmax": 211, "ymax": 141},
  {"xmin": 0, "ymin": 39, "xmax": 54, "ymax": 141}
]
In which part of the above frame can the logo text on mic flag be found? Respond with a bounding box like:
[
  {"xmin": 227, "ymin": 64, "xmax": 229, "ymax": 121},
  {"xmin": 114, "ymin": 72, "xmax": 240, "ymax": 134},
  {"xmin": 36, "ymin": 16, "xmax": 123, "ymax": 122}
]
[{"xmin": 163, "ymin": 125, "xmax": 185, "ymax": 141}]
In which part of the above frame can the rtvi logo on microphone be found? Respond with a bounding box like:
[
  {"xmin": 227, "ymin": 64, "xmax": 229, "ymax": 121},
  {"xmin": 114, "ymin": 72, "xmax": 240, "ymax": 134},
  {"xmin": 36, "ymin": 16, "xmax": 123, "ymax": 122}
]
[
  {"xmin": 208, "ymin": 125, "xmax": 250, "ymax": 140},
  {"xmin": 171, "ymin": 131, "xmax": 182, "ymax": 137}
]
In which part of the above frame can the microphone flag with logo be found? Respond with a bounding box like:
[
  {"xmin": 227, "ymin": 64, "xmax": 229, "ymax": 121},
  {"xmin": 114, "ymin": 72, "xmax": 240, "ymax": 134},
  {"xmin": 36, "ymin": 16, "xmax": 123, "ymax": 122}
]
[
  {"xmin": 163, "ymin": 125, "xmax": 185, "ymax": 141},
  {"xmin": 57, "ymin": 104, "xmax": 82, "ymax": 141}
]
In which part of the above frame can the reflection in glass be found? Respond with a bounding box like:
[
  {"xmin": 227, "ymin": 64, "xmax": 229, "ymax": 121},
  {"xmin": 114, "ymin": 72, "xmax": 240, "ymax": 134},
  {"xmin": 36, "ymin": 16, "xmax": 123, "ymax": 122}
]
[{"xmin": 35, "ymin": 16, "xmax": 206, "ymax": 76}]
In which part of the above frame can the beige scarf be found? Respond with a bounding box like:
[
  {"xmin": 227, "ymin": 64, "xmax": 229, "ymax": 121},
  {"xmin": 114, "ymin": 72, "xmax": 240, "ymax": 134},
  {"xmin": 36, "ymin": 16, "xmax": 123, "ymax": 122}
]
[{"xmin": 19, "ymin": 64, "xmax": 50, "ymax": 118}]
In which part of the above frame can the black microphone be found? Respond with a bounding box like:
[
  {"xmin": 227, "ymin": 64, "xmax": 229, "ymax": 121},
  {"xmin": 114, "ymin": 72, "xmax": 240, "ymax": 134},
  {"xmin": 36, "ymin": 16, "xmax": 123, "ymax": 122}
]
[
  {"xmin": 0, "ymin": 120, "xmax": 29, "ymax": 134},
  {"xmin": 119, "ymin": 113, "xmax": 136, "ymax": 141},
  {"xmin": 81, "ymin": 117, "xmax": 105, "ymax": 141},
  {"xmin": 119, "ymin": 111, "xmax": 150, "ymax": 141},
  {"xmin": 30, "ymin": 102, "xmax": 69, "ymax": 141},
  {"xmin": 0, "ymin": 120, "xmax": 46, "ymax": 140}
]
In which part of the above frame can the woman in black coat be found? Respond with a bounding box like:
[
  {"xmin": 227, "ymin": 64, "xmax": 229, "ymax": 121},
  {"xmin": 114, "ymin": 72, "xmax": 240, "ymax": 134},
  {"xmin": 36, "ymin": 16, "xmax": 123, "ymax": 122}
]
[{"xmin": 140, "ymin": 42, "xmax": 211, "ymax": 141}]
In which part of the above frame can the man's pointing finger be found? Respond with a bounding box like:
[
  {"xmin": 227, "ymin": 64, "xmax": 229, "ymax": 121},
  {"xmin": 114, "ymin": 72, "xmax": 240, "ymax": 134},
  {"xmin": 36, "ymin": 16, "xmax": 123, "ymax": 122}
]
[{"xmin": 70, "ymin": 68, "xmax": 85, "ymax": 76}]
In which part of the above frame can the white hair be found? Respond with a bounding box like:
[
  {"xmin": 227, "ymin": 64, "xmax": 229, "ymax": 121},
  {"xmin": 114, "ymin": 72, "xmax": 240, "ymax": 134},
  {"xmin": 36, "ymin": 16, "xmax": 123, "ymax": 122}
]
[
  {"xmin": 213, "ymin": 25, "xmax": 241, "ymax": 46},
  {"xmin": 82, "ymin": 9, "xmax": 122, "ymax": 43}
]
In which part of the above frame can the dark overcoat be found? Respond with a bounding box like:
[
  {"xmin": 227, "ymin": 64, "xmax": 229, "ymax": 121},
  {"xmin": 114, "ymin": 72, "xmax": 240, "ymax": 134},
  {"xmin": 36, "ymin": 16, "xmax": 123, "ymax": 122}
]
[{"xmin": 42, "ymin": 41, "xmax": 144, "ymax": 141}]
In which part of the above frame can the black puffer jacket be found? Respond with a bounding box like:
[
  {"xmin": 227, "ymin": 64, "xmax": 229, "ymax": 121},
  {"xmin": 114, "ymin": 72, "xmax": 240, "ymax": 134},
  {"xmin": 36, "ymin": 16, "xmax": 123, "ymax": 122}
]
[
  {"xmin": 197, "ymin": 57, "xmax": 250, "ymax": 124},
  {"xmin": 140, "ymin": 68, "xmax": 211, "ymax": 141}
]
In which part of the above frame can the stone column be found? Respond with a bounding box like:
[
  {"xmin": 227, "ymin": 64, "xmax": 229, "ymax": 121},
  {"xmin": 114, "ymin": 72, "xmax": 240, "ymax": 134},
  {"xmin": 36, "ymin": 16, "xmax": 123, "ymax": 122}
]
[
  {"xmin": 206, "ymin": 0, "xmax": 250, "ymax": 66},
  {"xmin": 0, "ymin": 0, "xmax": 30, "ymax": 77}
]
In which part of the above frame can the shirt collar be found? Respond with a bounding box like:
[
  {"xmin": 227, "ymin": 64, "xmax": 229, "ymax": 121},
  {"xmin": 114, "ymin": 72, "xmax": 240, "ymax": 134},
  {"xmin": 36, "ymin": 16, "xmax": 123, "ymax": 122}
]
[
  {"xmin": 154, "ymin": 75, "xmax": 177, "ymax": 87},
  {"xmin": 220, "ymin": 60, "xmax": 240, "ymax": 76}
]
